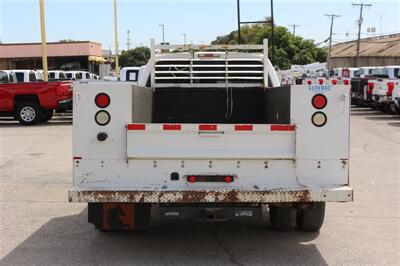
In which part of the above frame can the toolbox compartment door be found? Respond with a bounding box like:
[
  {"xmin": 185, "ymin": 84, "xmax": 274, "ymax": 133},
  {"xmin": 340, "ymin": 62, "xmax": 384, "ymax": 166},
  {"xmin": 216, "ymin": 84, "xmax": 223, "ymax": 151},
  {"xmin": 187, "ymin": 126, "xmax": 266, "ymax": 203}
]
[{"xmin": 126, "ymin": 124, "xmax": 295, "ymax": 159}]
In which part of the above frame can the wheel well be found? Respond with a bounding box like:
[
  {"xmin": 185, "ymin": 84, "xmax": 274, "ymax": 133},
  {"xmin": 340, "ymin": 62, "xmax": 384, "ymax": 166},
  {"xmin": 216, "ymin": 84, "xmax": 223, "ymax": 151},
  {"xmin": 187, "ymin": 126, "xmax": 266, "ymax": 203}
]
[{"xmin": 14, "ymin": 95, "xmax": 40, "ymax": 108}]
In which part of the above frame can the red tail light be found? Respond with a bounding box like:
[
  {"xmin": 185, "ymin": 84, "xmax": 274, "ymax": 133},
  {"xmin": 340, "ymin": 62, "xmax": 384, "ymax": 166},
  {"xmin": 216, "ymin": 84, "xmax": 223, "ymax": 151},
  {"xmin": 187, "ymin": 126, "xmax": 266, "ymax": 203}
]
[
  {"xmin": 387, "ymin": 82, "xmax": 395, "ymax": 96},
  {"xmin": 224, "ymin": 176, "xmax": 233, "ymax": 183},
  {"xmin": 343, "ymin": 79, "xmax": 349, "ymax": 85},
  {"xmin": 56, "ymin": 83, "xmax": 70, "ymax": 96},
  {"xmin": 95, "ymin": 93, "xmax": 110, "ymax": 108},
  {"xmin": 318, "ymin": 79, "xmax": 324, "ymax": 85},
  {"xmin": 307, "ymin": 80, "xmax": 312, "ymax": 85},
  {"xmin": 311, "ymin": 94, "xmax": 328, "ymax": 109},
  {"xmin": 188, "ymin": 175, "xmax": 197, "ymax": 183},
  {"xmin": 368, "ymin": 82, "xmax": 374, "ymax": 94},
  {"xmin": 331, "ymin": 79, "xmax": 337, "ymax": 85}
]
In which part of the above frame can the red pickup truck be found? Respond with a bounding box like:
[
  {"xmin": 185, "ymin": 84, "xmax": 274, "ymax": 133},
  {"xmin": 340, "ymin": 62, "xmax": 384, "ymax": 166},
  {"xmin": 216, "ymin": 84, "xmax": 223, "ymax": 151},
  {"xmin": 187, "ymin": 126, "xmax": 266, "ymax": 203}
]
[{"xmin": 0, "ymin": 81, "xmax": 72, "ymax": 125}]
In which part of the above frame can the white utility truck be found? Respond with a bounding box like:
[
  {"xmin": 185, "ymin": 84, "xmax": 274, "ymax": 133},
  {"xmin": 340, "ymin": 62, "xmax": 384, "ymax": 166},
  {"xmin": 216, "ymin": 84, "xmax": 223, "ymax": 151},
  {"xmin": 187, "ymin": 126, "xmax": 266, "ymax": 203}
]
[{"xmin": 69, "ymin": 39, "xmax": 353, "ymax": 231}]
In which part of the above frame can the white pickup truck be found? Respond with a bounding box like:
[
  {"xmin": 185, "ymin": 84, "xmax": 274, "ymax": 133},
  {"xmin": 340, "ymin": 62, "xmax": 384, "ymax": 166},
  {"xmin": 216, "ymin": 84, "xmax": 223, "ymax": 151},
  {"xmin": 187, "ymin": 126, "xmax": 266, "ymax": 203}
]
[
  {"xmin": 12, "ymin": 70, "xmax": 43, "ymax": 82},
  {"xmin": 0, "ymin": 70, "xmax": 17, "ymax": 83},
  {"xmin": 371, "ymin": 66, "xmax": 400, "ymax": 113},
  {"xmin": 372, "ymin": 79, "xmax": 400, "ymax": 113},
  {"xmin": 69, "ymin": 39, "xmax": 352, "ymax": 232},
  {"xmin": 391, "ymin": 83, "xmax": 400, "ymax": 113},
  {"xmin": 65, "ymin": 71, "xmax": 93, "ymax": 80}
]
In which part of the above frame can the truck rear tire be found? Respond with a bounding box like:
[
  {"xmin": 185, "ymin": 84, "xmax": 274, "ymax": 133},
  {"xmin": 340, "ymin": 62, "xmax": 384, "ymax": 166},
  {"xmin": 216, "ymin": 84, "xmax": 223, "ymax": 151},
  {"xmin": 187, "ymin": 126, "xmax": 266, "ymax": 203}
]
[
  {"xmin": 388, "ymin": 102, "xmax": 398, "ymax": 114},
  {"xmin": 40, "ymin": 109, "xmax": 54, "ymax": 123},
  {"xmin": 269, "ymin": 205, "xmax": 297, "ymax": 231},
  {"xmin": 15, "ymin": 102, "xmax": 42, "ymax": 126},
  {"xmin": 296, "ymin": 202, "xmax": 325, "ymax": 231}
]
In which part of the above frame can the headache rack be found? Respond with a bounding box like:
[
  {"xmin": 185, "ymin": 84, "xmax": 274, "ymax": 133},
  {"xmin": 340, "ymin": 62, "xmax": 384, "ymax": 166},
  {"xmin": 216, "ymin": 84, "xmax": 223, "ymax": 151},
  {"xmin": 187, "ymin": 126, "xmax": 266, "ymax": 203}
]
[{"xmin": 150, "ymin": 39, "xmax": 270, "ymax": 88}]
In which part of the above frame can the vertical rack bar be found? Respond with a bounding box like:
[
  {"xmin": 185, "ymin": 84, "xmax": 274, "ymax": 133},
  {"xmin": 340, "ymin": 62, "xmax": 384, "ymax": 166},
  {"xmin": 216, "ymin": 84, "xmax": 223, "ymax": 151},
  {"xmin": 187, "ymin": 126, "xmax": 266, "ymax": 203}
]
[
  {"xmin": 150, "ymin": 38, "xmax": 155, "ymax": 88},
  {"xmin": 263, "ymin": 38, "xmax": 269, "ymax": 88}
]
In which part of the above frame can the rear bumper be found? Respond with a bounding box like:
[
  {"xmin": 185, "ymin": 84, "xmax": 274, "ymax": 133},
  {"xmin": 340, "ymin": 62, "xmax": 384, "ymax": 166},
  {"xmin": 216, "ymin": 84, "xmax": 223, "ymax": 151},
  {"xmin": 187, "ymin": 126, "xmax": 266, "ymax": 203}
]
[
  {"xmin": 373, "ymin": 95, "xmax": 390, "ymax": 103},
  {"xmin": 69, "ymin": 186, "xmax": 353, "ymax": 203}
]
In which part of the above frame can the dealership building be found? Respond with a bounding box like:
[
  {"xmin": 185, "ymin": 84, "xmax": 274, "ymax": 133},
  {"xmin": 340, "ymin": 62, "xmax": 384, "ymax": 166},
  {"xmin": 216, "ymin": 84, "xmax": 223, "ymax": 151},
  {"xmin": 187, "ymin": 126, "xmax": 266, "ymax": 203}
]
[{"xmin": 0, "ymin": 41, "xmax": 107, "ymax": 74}]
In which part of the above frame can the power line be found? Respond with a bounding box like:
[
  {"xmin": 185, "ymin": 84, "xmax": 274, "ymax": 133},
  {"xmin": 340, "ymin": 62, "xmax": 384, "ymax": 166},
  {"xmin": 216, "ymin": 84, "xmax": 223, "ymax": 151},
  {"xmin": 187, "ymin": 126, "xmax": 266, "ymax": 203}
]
[
  {"xmin": 288, "ymin": 24, "xmax": 300, "ymax": 36},
  {"xmin": 325, "ymin": 14, "xmax": 341, "ymax": 72},
  {"xmin": 352, "ymin": 2, "xmax": 372, "ymax": 67}
]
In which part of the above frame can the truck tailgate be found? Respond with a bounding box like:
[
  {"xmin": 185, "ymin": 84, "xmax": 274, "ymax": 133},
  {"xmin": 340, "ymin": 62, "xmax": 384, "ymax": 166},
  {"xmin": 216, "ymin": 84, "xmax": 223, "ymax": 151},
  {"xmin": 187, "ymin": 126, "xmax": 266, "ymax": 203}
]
[{"xmin": 127, "ymin": 123, "xmax": 295, "ymax": 159}]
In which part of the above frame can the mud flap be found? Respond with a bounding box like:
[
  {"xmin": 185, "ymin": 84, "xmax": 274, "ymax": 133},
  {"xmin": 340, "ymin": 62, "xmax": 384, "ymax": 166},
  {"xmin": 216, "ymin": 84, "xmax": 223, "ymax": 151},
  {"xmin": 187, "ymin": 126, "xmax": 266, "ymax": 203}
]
[{"xmin": 88, "ymin": 203, "xmax": 151, "ymax": 230}]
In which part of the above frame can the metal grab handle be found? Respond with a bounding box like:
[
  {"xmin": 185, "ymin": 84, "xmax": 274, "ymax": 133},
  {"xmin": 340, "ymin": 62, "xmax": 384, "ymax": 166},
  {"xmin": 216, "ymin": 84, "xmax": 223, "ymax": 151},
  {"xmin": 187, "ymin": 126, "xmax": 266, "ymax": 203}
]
[{"xmin": 198, "ymin": 131, "xmax": 224, "ymax": 137}]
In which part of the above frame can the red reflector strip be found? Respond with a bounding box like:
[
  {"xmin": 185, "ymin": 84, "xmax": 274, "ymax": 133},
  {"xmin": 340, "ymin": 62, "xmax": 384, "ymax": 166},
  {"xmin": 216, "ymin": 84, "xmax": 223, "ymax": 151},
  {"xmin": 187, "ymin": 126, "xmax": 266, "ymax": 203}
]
[
  {"xmin": 73, "ymin": 156, "xmax": 82, "ymax": 160},
  {"xmin": 163, "ymin": 124, "xmax": 181, "ymax": 130},
  {"xmin": 235, "ymin": 124, "xmax": 253, "ymax": 131},
  {"xmin": 127, "ymin": 124, "xmax": 146, "ymax": 130},
  {"xmin": 270, "ymin": 125, "xmax": 295, "ymax": 131},
  {"xmin": 199, "ymin": 124, "xmax": 217, "ymax": 131}
]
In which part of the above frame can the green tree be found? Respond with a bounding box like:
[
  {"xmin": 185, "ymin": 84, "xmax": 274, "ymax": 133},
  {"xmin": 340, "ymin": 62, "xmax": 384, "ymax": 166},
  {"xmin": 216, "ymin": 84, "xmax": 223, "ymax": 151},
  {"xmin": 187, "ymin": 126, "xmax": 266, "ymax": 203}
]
[
  {"xmin": 119, "ymin": 46, "xmax": 151, "ymax": 68},
  {"xmin": 212, "ymin": 24, "xmax": 326, "ymax": 69}
]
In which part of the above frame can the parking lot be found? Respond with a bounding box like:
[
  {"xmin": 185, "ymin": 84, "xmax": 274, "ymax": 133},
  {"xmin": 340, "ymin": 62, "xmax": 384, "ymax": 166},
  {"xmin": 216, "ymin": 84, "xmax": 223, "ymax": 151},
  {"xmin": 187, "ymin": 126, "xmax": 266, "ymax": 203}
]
[{"xmin": 0, "ymin": 108, "xmax": 399, "ymax": 265}]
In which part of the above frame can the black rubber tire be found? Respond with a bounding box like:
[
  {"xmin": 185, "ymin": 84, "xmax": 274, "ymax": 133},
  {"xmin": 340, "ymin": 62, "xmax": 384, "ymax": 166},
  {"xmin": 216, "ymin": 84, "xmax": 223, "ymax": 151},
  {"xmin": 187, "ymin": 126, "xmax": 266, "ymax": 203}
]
[
  {"xmin": 297, "ymin": 202, "xmax": 325, "ymax": 232},
  {"xmin": 269, "ymin": 205, "xmax": 297, "ymax": 231},
  {"xmin": 134, "ymin": 203, "xmax": 152, "ymax": 230},
  {"xmin": 40, "ymin": 109, "xmax": 54, "ymax": 123},
  {"xmin": 15, "ymin": 102, "xmax": 42, "ymax": 126},
  {"xmin": 388, "ymin": 102, "xmax": 398, "ymax": 114}
]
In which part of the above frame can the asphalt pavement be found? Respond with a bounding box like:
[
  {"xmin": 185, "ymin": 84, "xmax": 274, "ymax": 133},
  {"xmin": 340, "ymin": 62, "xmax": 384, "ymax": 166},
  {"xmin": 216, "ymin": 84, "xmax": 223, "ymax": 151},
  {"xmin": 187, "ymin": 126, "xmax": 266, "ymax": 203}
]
[{"xmin": 0, "ymin": 109, "xmax": 399, "ymax": 265}]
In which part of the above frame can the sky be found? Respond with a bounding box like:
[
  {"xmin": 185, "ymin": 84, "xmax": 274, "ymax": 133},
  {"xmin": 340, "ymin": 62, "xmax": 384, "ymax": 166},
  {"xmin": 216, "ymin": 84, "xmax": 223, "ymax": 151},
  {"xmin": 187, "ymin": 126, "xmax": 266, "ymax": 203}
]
[{"xmin": 0, "ymin": 0, "xmax": 399, "ymax": 52}]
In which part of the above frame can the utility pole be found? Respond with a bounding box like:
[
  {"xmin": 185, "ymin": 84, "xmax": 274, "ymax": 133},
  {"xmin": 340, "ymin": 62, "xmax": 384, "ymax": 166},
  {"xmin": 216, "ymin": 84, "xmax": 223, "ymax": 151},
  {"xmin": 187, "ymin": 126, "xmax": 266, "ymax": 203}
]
[
  {"xmin": 237, "ymin": 0, "xmax": 241, "ymax": 44},
  {"xmin": 39, "ymin": 0, "xmax": 48, "ymax": 81},
  {"xmin": 325, "ymin": 14, "xmax": 341, "ymax": 72},
  {"xmin": 159, "ymin": 24, "xmax": 165, "ymax": 44},
  {"xmin": 352, "ymin": 2, "xmax": 372, "ymax": 67},
  {"xmin": 126, "ymin": 30, "xmax": 132, "ymax": 50},
  {"xmin": 289, "ymin": 24, "xmax": 300, "ymax": 36},
  {"xmin": 181, "ymin": 33, "xmax": 187, "ymax": 46},
  {"xmin": 113, "ymin": 0, "xmax": 120, "ymax": 75},
  {"xmin": 378, "ymin": 13, "xmax": 384, "ymax": 35}
]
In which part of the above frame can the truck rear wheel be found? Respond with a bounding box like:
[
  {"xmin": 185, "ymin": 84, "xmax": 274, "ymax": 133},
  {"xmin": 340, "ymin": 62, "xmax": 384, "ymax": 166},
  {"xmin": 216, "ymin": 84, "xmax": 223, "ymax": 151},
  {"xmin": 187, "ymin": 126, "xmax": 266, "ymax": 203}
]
[
  {"xmin": 15, "ymin": 102, "xmax": 42, "ymax": 126},
  {"xmin": 296, "ymin": 202, "xmax": 325, "ymax": 231},
  {"xmin": 388, "ymin": 102, "xmax": 398, "ymax": 114},
  {"xmin": 268, "ymin": 205, "xmax": 297, "ymax": 231},
  {"xmin": 40, "ymin": 109, "xmax": 54, "ymax": 123}
]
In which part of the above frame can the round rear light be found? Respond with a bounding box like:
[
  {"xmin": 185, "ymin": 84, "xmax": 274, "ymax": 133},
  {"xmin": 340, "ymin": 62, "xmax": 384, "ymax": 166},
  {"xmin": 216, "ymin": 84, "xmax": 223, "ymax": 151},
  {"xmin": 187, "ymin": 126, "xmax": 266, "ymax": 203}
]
[
  {"xmin": 95, "ymin": 110, "xmax": 111, "ymax": 126},
  {"xmin": 311, "ymin": 112, "xmax": 327, "ymax": 127},
  {"xmin": 311, "ymin": 94, "xmax": 328, "ymax": 109},
  {"xmin": 307, "ymin": 80, "xmax": 312, "ymax": 85},
  {"xmin": 95, "ymin": 93, "xmax": 110, "ymax": 108},
  {"xmin": 343, "ymin": 79, "xmax": 349, "ymax": 85},
  {"xmin": 188, "ymin": 175, "xmax": 196, "ymax": 183},
  {"xmin": 331, "ymin": 79, "xmax": 337, "ymax": 85},
  {"xmin": 224, "ymin": 176, "xmax": 233, "ymax": 183},
  {"xmin": 318, "ymin": 79, "xmax": 324, "ymax": 85}
]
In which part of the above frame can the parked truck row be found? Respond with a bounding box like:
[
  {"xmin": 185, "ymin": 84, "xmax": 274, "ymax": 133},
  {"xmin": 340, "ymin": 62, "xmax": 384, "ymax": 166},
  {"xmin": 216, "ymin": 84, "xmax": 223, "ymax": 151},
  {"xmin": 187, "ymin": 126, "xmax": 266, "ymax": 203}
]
[
  {"xmin": 0, "ymin": 69, "xmax": 100, "ymax": 83},
  {"xmin": 281, "ymin": 65, "xmax": 400, "ymax": 114}
]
